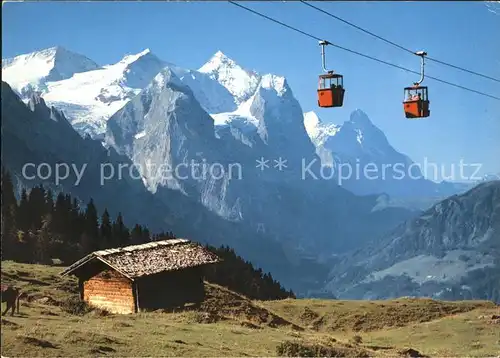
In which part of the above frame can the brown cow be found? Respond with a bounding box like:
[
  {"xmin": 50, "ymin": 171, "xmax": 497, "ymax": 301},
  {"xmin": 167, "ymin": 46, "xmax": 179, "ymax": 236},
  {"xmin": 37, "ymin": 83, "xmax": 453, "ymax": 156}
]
[{"xmin": 1, "ymin": 284, "xmax": 22, "ymax": 316}]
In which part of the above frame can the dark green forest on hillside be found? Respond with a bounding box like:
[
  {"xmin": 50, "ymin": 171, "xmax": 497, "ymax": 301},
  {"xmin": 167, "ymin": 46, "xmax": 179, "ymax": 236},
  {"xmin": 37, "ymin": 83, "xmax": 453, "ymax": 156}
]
[{"xmin": 0, "ymin": 168, "xmax": 294, "ymax": 300}]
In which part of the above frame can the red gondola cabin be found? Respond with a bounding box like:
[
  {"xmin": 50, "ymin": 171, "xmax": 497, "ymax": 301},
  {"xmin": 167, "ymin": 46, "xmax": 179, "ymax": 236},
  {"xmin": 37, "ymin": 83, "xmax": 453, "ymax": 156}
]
[
  {"xmin": 403, "ymin": 86, "xmax": 430, "ymax": 119},
  {"xmin": 318, "ymin": 72, "xmax": 345, "ymax": 108}
]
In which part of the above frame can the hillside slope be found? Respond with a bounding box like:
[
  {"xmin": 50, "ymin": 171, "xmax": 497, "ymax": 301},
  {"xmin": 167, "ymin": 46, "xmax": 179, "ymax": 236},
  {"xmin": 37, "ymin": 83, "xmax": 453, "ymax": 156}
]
[
  {"xmin": 325, "ymin": 181, "xmax": 500, "ymax": 302},
  {"xmin": 1, "ymin": 262, "xmax": 499, "ymax": 357}
]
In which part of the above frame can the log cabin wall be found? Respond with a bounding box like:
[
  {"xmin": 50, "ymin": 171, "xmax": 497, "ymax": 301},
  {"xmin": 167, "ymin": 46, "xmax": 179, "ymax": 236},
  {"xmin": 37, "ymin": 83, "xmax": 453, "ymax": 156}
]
[
  {"xmin": 137, "ymin": 266, "xmax": 205, "ymax": 311},
  {"xmin": 83, "ymin": 269, "xmax": 135, "ymax": 314}
]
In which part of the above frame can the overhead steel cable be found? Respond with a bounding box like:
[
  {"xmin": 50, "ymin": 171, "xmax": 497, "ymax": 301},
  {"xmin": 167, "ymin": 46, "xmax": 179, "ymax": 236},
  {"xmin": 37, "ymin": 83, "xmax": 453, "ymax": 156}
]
[
  {"xmin": 426, "ymin": 56, "xmax": 500, "ymax": 83},
  {"xmin": 299, "ymin": 0, "xmax": 500, "ymax": 83},
  {"xmin": 228, "ymin": 1, "xmax": 500, "ymax": 101},
  {"xmin": 299, "ymin": 0, "xmax": 414, "ymax": 55},
  {"xmin": 229, "ymin": 1, "xmax": 322, "ymax": 42}
]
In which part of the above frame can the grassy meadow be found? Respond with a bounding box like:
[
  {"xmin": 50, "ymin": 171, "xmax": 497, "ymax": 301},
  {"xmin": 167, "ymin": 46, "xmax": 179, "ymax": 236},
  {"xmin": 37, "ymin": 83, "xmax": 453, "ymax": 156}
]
[{"xmin": 1, "ymin": 261, "xmax": 499, "ymax": 357}]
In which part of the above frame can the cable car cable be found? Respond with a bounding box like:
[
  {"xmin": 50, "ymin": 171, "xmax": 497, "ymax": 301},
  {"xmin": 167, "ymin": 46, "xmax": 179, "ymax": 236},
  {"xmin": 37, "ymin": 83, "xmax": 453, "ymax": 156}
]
[
  {"xmin": 228, "ymin": 1, "xmax": 500, "ymax": 101},
  {"xmin": 300, "ymin": 0, "xmax": 414, "ymax": 55},
  {"xmin": 426, "ymin": 57, "xmax": 500, "ymax": 83},
  {"xmin": 229, "ymin": 1, "xmax": 322, "ymax": 42},
  {"xmin": 299, "ymin": 1, "xmax": 500, "ymax": 83}
]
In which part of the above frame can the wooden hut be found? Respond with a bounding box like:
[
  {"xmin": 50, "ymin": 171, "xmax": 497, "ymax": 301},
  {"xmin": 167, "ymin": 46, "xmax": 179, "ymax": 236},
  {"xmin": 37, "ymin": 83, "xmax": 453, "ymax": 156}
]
[{"xmin": 60, "ymin": 239, "xmax": 220, "ymax": 314}]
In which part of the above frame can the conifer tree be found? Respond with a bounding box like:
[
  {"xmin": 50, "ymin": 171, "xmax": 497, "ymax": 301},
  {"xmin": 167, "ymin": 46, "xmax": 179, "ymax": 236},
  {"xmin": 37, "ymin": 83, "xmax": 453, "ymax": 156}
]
[
  {"xmin": 100, "ymin": 209, "xmax": 112, "ymax": 249},
  {"xmin": 112, "ymin": 212, "xmax": 129, "ymax": 247},
  {"xmin": 141, "ymin": 227, "xmax": 151, "ymax": 244},
  {"xmin": 83, "ymin": 198, "xmax": 99, "ymax": 252},
  {"xmin": 53, "ymin": 192, "xmax": 69, "ymax": 237},
  {"xmin": 1, "ymin": 168, "xmax": 18, "ymax": 260},
  {"xmin": 130, "ymin": 224, "xmax": 143, "ymax": 245},
  {"xmin": 35, "ymin": 214, "xmax": 52, "ymax": 264},
  {"xmin": 71, "ymin": 197, "xmax": 84, "ymax": 242},
  {"xmin": 27, "ymin": 185, "xmax": 46, "ymax": 230},
  {"xmin": 17, "ymin": 188, "xmax": 30, "ymax": 231},
  {"xmin": 45, "ymin": 188, "xmax": 55, "ymax": 215}
]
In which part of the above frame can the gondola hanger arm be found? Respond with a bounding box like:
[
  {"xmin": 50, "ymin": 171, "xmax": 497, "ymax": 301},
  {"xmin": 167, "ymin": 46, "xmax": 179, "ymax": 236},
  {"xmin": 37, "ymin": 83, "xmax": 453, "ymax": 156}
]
[
  {"xmin": 319, "ymin": 40, "xmax": 332, "ymax": 73},
  {"xmin": 414, "ymin": 51, "xmax": 427, "ymax": 86}
]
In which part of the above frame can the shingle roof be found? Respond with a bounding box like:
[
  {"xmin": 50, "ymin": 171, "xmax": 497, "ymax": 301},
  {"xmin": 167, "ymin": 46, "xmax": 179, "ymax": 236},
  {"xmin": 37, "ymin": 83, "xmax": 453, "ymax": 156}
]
[{"xmin": 60, "ymin": 239, "xmax": 220, "ymax": 279}]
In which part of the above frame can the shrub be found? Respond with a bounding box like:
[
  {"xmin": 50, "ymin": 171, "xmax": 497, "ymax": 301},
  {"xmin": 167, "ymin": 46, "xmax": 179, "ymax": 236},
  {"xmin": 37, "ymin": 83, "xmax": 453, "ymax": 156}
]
[
  {"xmin": 276, "ymin": 340, "xmax": 370, "ymax": 357},
  {"xmin": 184, "ymin": 311, "xmax": 221, "ymax": 324},
  {"xmin": 351, "ymin": 335, "xmax": 363, "ymax": 344},
  {"xmin": 60, "ymin": 296, "xmax": 92, "ymax": 315},
  {"xmin": 276, "ymin": 341, "xmax": 338, "ymax": 357}
]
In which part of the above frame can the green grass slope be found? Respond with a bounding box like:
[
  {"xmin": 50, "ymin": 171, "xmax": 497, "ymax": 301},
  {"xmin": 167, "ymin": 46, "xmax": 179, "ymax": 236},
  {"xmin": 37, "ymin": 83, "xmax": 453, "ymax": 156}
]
[{"xmin": 1, "ymin": 261, "xmax": 499, "ymax": 357}]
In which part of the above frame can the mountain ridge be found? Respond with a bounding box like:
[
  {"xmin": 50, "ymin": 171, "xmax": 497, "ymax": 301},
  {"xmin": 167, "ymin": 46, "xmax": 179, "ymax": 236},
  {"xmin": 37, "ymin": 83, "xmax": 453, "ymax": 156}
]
[
  {"xmin": 324, "ymin": 180, "xmax": 500, "ymax": 302},
  {"xmin": 2, "ymin": 46, "xmax": 100, "ymax": 98}
]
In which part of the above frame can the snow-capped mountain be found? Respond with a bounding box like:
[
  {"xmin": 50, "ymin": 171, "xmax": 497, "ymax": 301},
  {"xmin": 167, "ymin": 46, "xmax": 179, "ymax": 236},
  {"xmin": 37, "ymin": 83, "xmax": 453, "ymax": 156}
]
[
  {"xmin": 305, "ymin": 109, "xmax": 408, "ymax": 165},
  {"xmin": 324, "ymin": 180, "xmax": 500, "ymax": 302},
  {"xmin": 181, "ymin": 50, "xmax": 315, "ymax": 168},
  {"xmin": 305, "ymin": 109, "xmax": 416, "ymax": 177},
  {"xmin": 303, "ymin": 109, "xmax": 471, "ymax": 202},
  {"xmin": 199, "ymin": 51, "xmax": 261, "ymax": 105},
  {"xmin": 216, "ymin": 73, "xmax": 318, "ymax": 174},
  {"xmin": 42, "ymin": 49, "xmax": 171, "ymax": 136},
  {"xmin": 2, "ymin": 46, "xmax": 99, "ymax": 98},
  {"xmin": 304, "ymin": 111, "xmax": 340, "ymax": 148},
  {"xmin": 2, "ymin": 47, "xmax": 274, "ymax": 141},
  {"xmin": 175, "ymin": 67, "xmax": 238, "ymax": 114},
  {"xmin": 2, "ymin": 47, "xmax": 175, "ymax": 137},
  {"xmin": 106, "ymin": 67, "xmax": 246, "ymax": 219}
]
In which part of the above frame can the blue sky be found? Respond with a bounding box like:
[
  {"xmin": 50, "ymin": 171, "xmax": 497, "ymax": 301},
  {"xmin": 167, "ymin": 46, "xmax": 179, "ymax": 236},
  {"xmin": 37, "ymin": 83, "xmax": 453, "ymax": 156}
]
[{"xmin": 2, "ymin": 1, "xmax": 499, "ymax": 179}]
